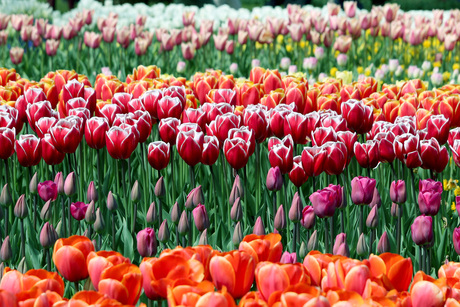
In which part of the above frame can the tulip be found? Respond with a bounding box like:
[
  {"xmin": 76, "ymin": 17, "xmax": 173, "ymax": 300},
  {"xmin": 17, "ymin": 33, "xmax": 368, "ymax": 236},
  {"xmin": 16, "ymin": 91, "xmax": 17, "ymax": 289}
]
[
  {"xmin": 231, "ymin": 197, "xmax": 242, "ymax": 222},
  {"xmin": 37, "ymin": 180, "xmax": 58, "ymax": 202},
  {"xmin": 53, "ymin": 235, "xmax": 95, "ymax": 282},
  {"xmin": 9, "ymin": 47, "xmax": 23, "ymax": 65},
  {"xmin": 201, "ymin": 135, "xmax": 219, "ymax": 165},
  {"xmin": 98, "ymin": 263, "xmax": 142, "ymax": 305},
  {"xmin": 266, "ymin": 166, "xmax": 283, "ymax": 192},
  {"xmin": 87, "ymin": 181, "xmax": 98, "ymax": 203},
  {"xmin": 354, "ymin": 140, "xmax": 380, "ymax": 169},
  {"xmin": 344, "ymin": 1, "xmax": 357, "ymax": 17},
  {"xmin": 394, "ymin": 133, "xmax": 422, "ymax": 168},
  {"xmin": 410, "ymin": 280, "xmax": 444, "ymax": 307},
  {"xmin": 301, "ymin": 146, "xmax": 327, "ymax": 177},
  {"xmin": 147, "ymin": 141, "xmax": 170, "ymax": 170},
  {"xmin": 274, "ymin": 205, "xmax": 286, "ymax": 230},
  {"xmin": 0, "ymin": 127, "xmax": 15, "ymax": 160},
  {"xmin": 178, "ymin": 211, "xmax": 189, "ymax": 235},
  {"xmin": 333, "ymin": 233, "xmax": 350, "ymax": 257},
  {"xmin": 70, "ymin": 202, "xmax": 88, "ymax": 221},
  {"xmin": 40, "ymin": 222, "xmax": 58, "ymax": 248},
  {"xmin": 309, "ymin": 184, "xmax": 343, "ymax": 218},
  {"xmin": 390, "ymin": 180, "xmax": 407, "ymax": 206},
  {"xmin": 49, "ymin": 118, "xmax": 82, "ymax": 154},
  {"xmin": 193, "ymin": 204, "xmax": 209, "ymax": 232},
  {"xmin": 341, "ymin": 99, "xmax": 374, "ymax": 134},
  {"xmin": 0, "ymin": 236, "xmax": 11, "ymax": 261},
  {"xmin": 106, "ymin": 126, "xmax": 138, "ymax": 160},
  {"xmin": 420, "ymin": 138, "xmax": 449, "ymax": 173},
  {"xmin": 426, "ymin": 114, "xmax": 450, "ymax": 145},
  {"xmin": 137, "ymin": 227, "xmax": 157, "ymax": 257},
  {"xmin": 418, "ymin": 179, "xmax": 442, "ymax": 216},
  {"xmin": 411, "ymin": 215, "xmax": 433, "ymax": 246},
  {"xmin": 176, "ymin": 129, "xmax": 204, "ymax": 166},
  {"xmin": 223, "ymin": 137, "xmax": 251, "ymax": 170},
  {"xmin": 85, "ymin": 117, "xmax": 109, "ymax": 150},
  {"xmin": 453, "ymin": 227, "xmax": 460, "ymax": 255},
  {"xmin": 284, "ymin": 112, "xmax": 310, "ymax": 145},
  {"xmin": 333, "ymin": 35, "xmax": 352, "ymax": 53},
  {"xmin": 15, "ymin": 134, "xmax": 41, "ymax": 167},
  {"xmin": 253, "ymin": 216, "xmax": 265, "ymax": 236},
  {"xmin": 351, "ymin": 176, "xmax": 377, "ymax": 205},
  {"xmin": 376, "ymin": 232, "xmax": 390, "ymax": 254}
]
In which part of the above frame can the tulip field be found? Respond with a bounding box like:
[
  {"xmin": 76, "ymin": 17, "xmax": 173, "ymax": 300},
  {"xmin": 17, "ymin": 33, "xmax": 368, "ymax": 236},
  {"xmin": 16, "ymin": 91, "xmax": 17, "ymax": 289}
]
[{"xmin": 3, "ymin": 1, "xmax": 460, "ymax": 306}]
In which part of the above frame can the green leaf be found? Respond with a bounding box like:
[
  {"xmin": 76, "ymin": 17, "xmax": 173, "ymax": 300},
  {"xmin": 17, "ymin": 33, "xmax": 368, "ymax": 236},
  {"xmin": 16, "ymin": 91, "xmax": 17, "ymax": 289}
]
[{"xmin": 121, "ymin": 218, "xmax": 134, "ymax": 260}]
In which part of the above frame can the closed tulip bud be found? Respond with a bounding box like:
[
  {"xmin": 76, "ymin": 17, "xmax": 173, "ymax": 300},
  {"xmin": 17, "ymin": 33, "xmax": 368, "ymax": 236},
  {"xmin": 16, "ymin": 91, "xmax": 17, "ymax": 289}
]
[
  {"xmin": 171, "ymin": 202, "xmax": 181, "ymax": 224},
  {"xmin": 0, "ymin": 236, "xmax": 11, "ymax": 261},
  {"xmin": 233, "ymin": 221, "xmax": 243, "ymax": 246},
  {"xmin": 40, "ymin": 200, "xmax": 52, "ymax": 221},
  {"xmin": 40, "ymin": 222, "xmax": 58, "ymax": 248},
  {"xmin": 333, "ymin": 233, "xmax": 348, "ymax": 255},
  {"xmin": 137, "ymin": 227, "xmax": 157, "ymax": 257},
  {"xmin": 186, "ymin": 186, "xmax": 204, "ymax": 209},
  {"xmin": 154, "ymin": 177, "xmax": 165, "ymax": 198},
  {"xmin": 29, "ymin": 172, "xmax": 38, "ymax": 194},
  {"xmin": 390, "ymin": 180, "xmax": 406, "ymax": 204},
  {"xmin": 356, "ymin": 233, "xmax": 368, "ymax": 256},
  {"xmin": 85, "ymin": 200, "xmax": 96, "ymax": 224},
  {"xmin": 266, "ymin": 166, "xmax": 283, "ymax": 191},
  {"xmin": 253, "ymin": 216, "xmax": 265, "ymax": 235},
  {"xmin": 229, "ymin": 175, "xmax": 242, "ymax": 205},
  {"xmin": 199, "ymin": 229, "xmax": 208, "ymax": 245},
  {"xmin": 366, "ymin": 206, "xmax": 378, "ymax": 229},
  {"xmin": 87, "ymin": 181, "xmax": 98, "ymax": 203},
  {"xmin": 391, "ymin": 202, "xmax": 399, "ymax": 218},
  {"xmin": 94, "ymin": 208, "xmax": 105, "ymax": 233},
  {"xmin": 370, "ymin": 187, "xmax": 381, "ymax": 208},
  {"xmin": 107, "ymin": 191, "xmax": 118, "ymax": 211},
  {"xmin": 17, "ymin": 257, "xmax": 27, "ymax": 273},
  {"xmin": 14, "ymin": 194, "xmax": 28, "ymax": 219},
  {"xmin": 193, "ymin": 204, "xmax": 209, "ymax": 232},
  {"xmin": 131, "ymin": 180, "xmax": 141, "ymax": 203},
  {"xmin": 274, "ymin": 205, "xmax": 286, "ymax": 230},
  {"xmin": 146, "ymin": 202, "xmax": 157, "ymax": 224},
  {"xmin": 64, "ymin": 172, "xmax": 77, "ymax": 196},
  {"xmin": 0, "ymin": 184, "xmax": 12, "ymax": 207},
  {"xmin": 300, "ymin": 206, "xmax": 316, "ymax": 229},
  {"xmin": 158, "ymin": 220, "xmax": 169, "ymax": 243},
  {"xmin": 307, "ymin": 230, "xmax": 318, "ymax": 251},
  {"xmin": 351, "ymin": 176, "xmax": 377, "ymax": 205},
  {"xmin": 54, "ymin": 172, "xmax": 64, "ymax": 195},
  {"xmin": 231, "ymin": 197, "xmax": 242, "ymax": 221},
  {"xmin": 289, "ymin": 192, "xmax": 302, "ymax": 222},
  {"xmin": 411, "ymin": 215, "xmax": 433, "ymax": 246},
  {"xmin": 377, "ymin": 231, "xmax": 390, "ymax": 254},
  {"xmin": 178, "ymin": 211, "xmax": 189, "ymax": 235}
]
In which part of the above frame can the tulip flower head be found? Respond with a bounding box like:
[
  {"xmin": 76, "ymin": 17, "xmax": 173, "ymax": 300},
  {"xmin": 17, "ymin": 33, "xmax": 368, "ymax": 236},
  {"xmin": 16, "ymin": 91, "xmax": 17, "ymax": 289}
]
[{"xmin": 38, "ymin": 180, "xmax": 58, "ymax": 202}]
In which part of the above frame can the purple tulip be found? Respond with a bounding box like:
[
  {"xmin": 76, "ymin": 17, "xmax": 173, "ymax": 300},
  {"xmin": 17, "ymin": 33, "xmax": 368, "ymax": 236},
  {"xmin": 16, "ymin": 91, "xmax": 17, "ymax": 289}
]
[
  {"xmin": 390, "ymin": 180, "xmax": 406, "ymax": 204},
  {"xmin": 37, "ymin": 180, "xmax": 58, "ymax": 202},
  {"xmin": 253, "ymin": 216, "xmax": 265, "ymax": 235},
  {"xmin": 280, "ymin": 251, "xmax": 297, "ymax": 264},
  {"xmin": 351, "ymin": 176, "xmax": 376, "ymax": 205},
  {"xmin": 136, "ymin": 227, "xmax": 157, "ymax": 257},
  {"xmin": 411, "ymin": 215, "xmax": 433, "ymax": 246},
  {"xmin": 70, "ymin": 202, "xmax": 89, "ymax": 221},
  {"xmin": 454, "ymin": 227, "xmax": 460, "ymax": 255},
  {"xmin": 266, "ymin": 166, "xmax": 283, "ymax": 191},
  {"xmin": 309, "ymin": 184, "xmax": 343, "ymax": 218},
  {"xmin": 192, "ymin": 204, "xmax": 209, "ymax": 232},
  {"xmin": 300, "ymin": 206, "xmax": 316, "ymax": 229},
  {"xmin": 418, "ymin": 179, "xmax": 442, "ymax": 216}
]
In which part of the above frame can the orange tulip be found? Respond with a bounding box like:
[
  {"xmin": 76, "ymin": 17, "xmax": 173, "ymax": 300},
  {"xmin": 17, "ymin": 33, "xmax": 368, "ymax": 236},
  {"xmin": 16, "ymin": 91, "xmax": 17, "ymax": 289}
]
[
  {"xmin": 125, "ymin": 80, "xmax": 151, "ymax": 98},
  {"xmin": 285, "ymin": 82, "xmax": 308, "ymax": 114},
  {"xmin": 340, "ymin": 84, "xmax": 360, "ymax": 103},
  {"xmin": 439, "ymin": 262, "xmax": 460, "ymax": 279},
  {"xmin": 54, "ymin": 69, "xmax": 78, "ymax": 94},
  {"xmin": 16, "ymin": 289, "xmax": 62, "ymax": 307},
  {"xmin": 249, "ymin": 67, "xmax": 266, "ymax": 84},
  {"xmin": 193, "ymin": 73, "xmax": 218, "ymax": 103},
  {"xmin": 52, "ymin": 235, "xmax": 95, "ymax": 282},
  {"xmin": 382, "ymin": 84, "xmax": 400, "ymax": 100},
  {"xmin": 87, "ymin": 251, "xmax": 131, "ymax": 290},
  {"xmin": 262, "ymin": 70, "xmax": 284, "ymax": 94},
  {"xmin": 166, "ymin": 280, "xmax": 215, "ymax": 306},
  {"xmin": 401, "ymin": 79, "xmax": 426, "ymax": 96},
  {"xmin": 238, "ymin": 291, "xmax": 268, "ymax": 307},
  {"xmin": 126, "ymin": 65, "xmax": 161, "ymax": 83},
  {"xmin": 267, "ymin": 284, "xmax": 320, "ymax": 307},
  {"xmin": 140, "ymin": 254, "xmax": 205, "ymax": 300},
  {"xmin": 320, "ymin": 79, "xmax": 341, "ymax": 95},
  {"xmin": 382, "ymin": 99, "xmax": 400, "ymax": 123},
  {"xmin": 369, "ymin": 92, "xmax": 388, "ymax": 109},
  {"xmin": 0, "ymin": 68, "xmax": 18, "ymax": 87},
  {"xmin": 416, "ymin": 108, "xmax": 432, "ymax": 130},
  {"xmin": 239, "ymin": 234, "xmax": 283, "ymax": 263},
  {"xmin": 98, "ymin": 263, "xmax": 142, "ymax": 305},
  {"xmin": 317, "ymin": 94, "xmax": 340, "ymax": 114},
  {"xmin": 255, "ymin": 262, "xmax": 309, "ymax": 301},
  {"xmin": 260, "ymin": 89, "xmax": 285, "ymax": 110},
  {"xmin": 410, "ymin": 280, "xmax": 444, "ymax": 307},
  {"xmin": 53, "ymin": 290, "xmax": 131, "ymax": 307},
  {"xmin": 209, "ymin": 250, "xmax": 255, "ymax": 298},
  {"xmin": 0, "ymin": 289, "xmax": 17, "ymax": 307},
  {"xmin": 0, "ymin": 268, "xmax": 64, "ymax": 296},
  {"xmin": 218, "ymin": 75, "xmax": 235, "ymax": 90},
  {"xmin": 235, "ymin": 81, "xmax": 262, "ymax": 107},
  {"xmin": 326, "ymin": 289, "xmax": 364, "ymax": 305},
  {"xmin": 368, "ymin": 253, "xmax": 413, "ymax": 292}
]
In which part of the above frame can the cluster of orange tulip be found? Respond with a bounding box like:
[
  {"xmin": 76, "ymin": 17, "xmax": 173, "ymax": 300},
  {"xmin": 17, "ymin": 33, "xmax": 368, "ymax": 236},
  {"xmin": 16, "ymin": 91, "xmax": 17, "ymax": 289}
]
[{"xmin": 1, "ymin": 233, "xmax": 460, "ymax": 306}]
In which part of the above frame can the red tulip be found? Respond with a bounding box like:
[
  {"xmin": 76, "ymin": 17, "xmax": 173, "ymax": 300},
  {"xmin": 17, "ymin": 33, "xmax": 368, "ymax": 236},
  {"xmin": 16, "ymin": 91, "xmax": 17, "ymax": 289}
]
[
  {"xmin": 141, "ymin": 89, "xmax": 163, "ymax": 120},
  {"xmin": 289, "ymin": 156, "xmax": 307, "ymax": 187},
  {"xmin": 426, "ymin": 114, "xmax": 450, "ymax": 145},
  {"xmin": 208, "ymin": 89, "xmax": 237, "ymax": 106},
  {"xmin": 284, "ymin": 112, "xmax": 309, "ymax": 145},
  {"xmin": 99, "ymin": 104, "xmax": 122, "ymax": 126},
  {"xmin": 243, "ymin": 105, "xmax": 269, "ymax": 143},
  {"xmin": 201, "ymin": 135, "xmax": 220, "ymax": 165},
  {"xmin": 223, "ymin": 137, "xmax": 251, "ymax": 170},
  {"xmin": 420, "ymin": 137, "xmax": 449, "ymax": 173},
  {"xmin": 35, "ymin": 117, "xmax": 57, "ymax": 139},
  {"xmin": 159, "ymin": 117, "xmax": 180, "ymax": 145},
  {"xmin": 15, "ymin": 134, "xmax": 42, "ymax": 167},
  {"xmin": 131, "ymin": 110, "xmax": 152, "ymax": 143},
  {"xmin": 353, "ymin": 140, "xmax": 379, "ymax": 169},
  {"xmin": 341, "ymin": 99, "xmax": 374, "ymax": 134},
  {"xmin": 268, "ymin": 135, "xmax": 294, "ymax": 152},
  {"xmin": 16, "ymin": 88, "xmax": 47, "ymax": 122},
  {"xmin": 228, "ymin": 126, "xmax": 256, "ymax": 156},
  {"xmin": 42, "ymin": 133, "xmax": 65, "ymax": 165},
  {"xmin": 394, "ymin": 133, "xmax": 422, "ymax": 168},
  {"xmin": 111, "ymin": 92, "xmax": 133, "ymax": 114},
  {"xmin": 269, "ymin": 106, "xmax": 290, "ymax": 138},
  {"xmin": 176, "ymin": 129, "xmax": 204, "ymax": 166},
  {"xmin": 449, "ymin": 127, "xmax": 460, "ymax": 147},
  {"xmin": 26, "ymin": 100, "xmax": 54, "ymax": 132},
  {"xmin": 337, "ymin": 130, "xmax": 357, "ymax": 162},
  {"xmin": 0, "ymin": 127, "xmax": 15, "ymax": 160},
  {"xmin": 324, "ymin": 141, "xmax": 348, "ymax": 175},
  {"xmin": 0, "ymin": 111, "xmax": 17, "ymax": 130},
  {"xmin": 157, "ymin": 96, "xmax": 184, "ymax": 120},
  {"xmin": 106, "ymin": 126, "xmax": 138, "ymax": 159},
  {"xmin": 263, "ymin": 69, "xmax": 284, "ymax": 94},
  {"xmin": 321, "ymin": 114, "xmax": 347, "ymax": 132},
  {"xmin": 268, "ymin": 143, "xmax": 293, "ymax": 174},
  {"xmin": 204, "ymin": 102, "xmax": 233, "ymax": 123},
  {"xmin": 85, "ymin": 117, "xmax": 109, "ymax": 150},
  {"xmin": 49, "ymin": 118, "xmax": 82, "ymax": 154},
  {"xmin": 210, "ymin": 113, "xmax": 241, "ymax": 144},
  {"xmin": 311, "ymin": 126, "xmax": 337, "ymax": 147},
  {"xmin": 182, "ymin": 107, "xmax": 206, "ymax": 131},
  {"xmin": 148, "ymin": 141, "xmax": 170, "ymax": 170},
  {"xmin": 374, "ymin": 131, "xmax": 396, "ymax": 163},
  {"xmin": 301, "ymin": 146, "xmax": 327, "ymax": 177}
]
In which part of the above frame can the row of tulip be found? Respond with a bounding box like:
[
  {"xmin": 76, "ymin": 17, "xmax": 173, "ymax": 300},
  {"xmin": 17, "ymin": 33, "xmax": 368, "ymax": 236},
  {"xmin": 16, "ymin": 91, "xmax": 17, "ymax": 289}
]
[
  {"xmin": 0, "ymin": 2, "xmax": 459, "ymax": 83},
  {"xmin": 2, "ymin": 233, "xmax": 460, "ymax": 306}
]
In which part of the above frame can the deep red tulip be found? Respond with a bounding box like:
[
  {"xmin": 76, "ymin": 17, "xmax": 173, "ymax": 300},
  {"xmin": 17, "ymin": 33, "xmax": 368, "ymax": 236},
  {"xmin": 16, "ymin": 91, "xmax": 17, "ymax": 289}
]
[
  {"xmin": 228, "ymin": 126, "xmax": 256, "ymax": 156},
  {"xmin": 449, "ymin": 127, "xmax": 460, "ymax": 147},
  {"xmin": 394, "ymin": 133, "xmax": 422, "ymax": 168},
  {"xmin": 163, "ymin": 86, "xmax": 186, "ymax": 105},
  {"xmin": 341, "ymin": 99, "xmax": 374, "ymax": 134},
  {"xmin": 210, "ymin": 113, "xmax": 241, "ymax": 144},
  {"xmin": 324, "ymin": 141, "xmax": 348, "ymax": 175},
  {"xmin": 321, "ymin": 114, "xmax": 348, "ymax": 132},
  {"xmin": 132, "ymin": 110, "xmax": 152, "ymax": 143},
  {"xmin": 111, "ymin": 92, "xmax": 133, "ymax": 114},
  {"xmin": 141, "ymin": 89, "xmax": 163, "ymax": 120},
  {"xmin": 159, "ymin": 117, "xmax": 180, "ymax": 145},
  {"xmin": 0, "ymin": 111, "xmax": 17, "ymax": 130},
  {"xmin": 451, "ymin": 139, "xmax": 460, "ymax": 168},
  {"xmin": 205, "ymin": 102, "xmax": 233, "ymax": 123},
  {"xmin": 157, "ymin": 96, "xmax": 183, "ymax": 120},
  {"xmin": 208, "ymin": 88, "xmax": 237, "ymax": 106},
  {"xmin": 354, "ymin": 140, "xmax": 379, "ymax": 169},
  {"xmin": 16, "ymin": 88, "xmax": 47, "ymax": 122},
  {"xmin": 49, "ymin": 118, "xmax": 82, "ymax": 154},
  {"xmin": 289, "ymin": 155, "xmax": 307, "ymax": 187},
  {"xmin": 35, "ymin": 117, "xmax": 58, "ymax": 139},
  {"xmin": 375, "ymin": 131, "xmax": 396, "ymax": 163},
  {"xmin": 42, "ymin": 133, "xmax": 65, "ymax": 165},
  {"xmin": 201, "ymin": 135, "xmax": 219, "ymax": 165},
  {"xmin": 283, "ymin": 112, "xmax": 309, "ymax": 145},
  {"xmin": 61, "ymin": 79, "xmax": 96, "ymax": 115},
  {"xmin": 15, "ymin": 134, "xmax": 42, "ymax": 167},
  {"xmin": 99, "ymin": 103, "xmax": 122, "ymax": 126},
  {"xmin": 26, "ymin": 100, "xmax": 54, "ymax": 132},
  {"xmin": 127, "ymin": 98, "xmax": 146, "ymax": 113},
  {"xmin": 147, "ymin": 141, "xmax": 170, "ymax": 170},
  {"xmin": 243, "ymin": 105, "xmax": 268, "ymax": 143},
  {"xmin": 224, "ymin": 137, "xmax": 251, "ymax": 170},
  {"xmin": 337, "ymin": 130, "xmax": 357, "ymax": 162},
  {"xmin": 312, "ymin": 126, "xmax": 337, "ymax": 146},
  {"xmin": 0, "ymin": 127, "xmax": 15, "ymax": 160},
  {"xmin": 71, "ymin": 202, "xmax": 88, "ymax": 220},
  {"xmin": 426, "ymin": 114, "xmax": 450, "ymax": 145},
  {"xmin": 106, "ymin": 126, "xmax": 138, "ymax": 160},
  {"xmin": 268, "ymin": 135, "xmax": 294, "ymax": 152},
  {"xmin": 38, "ymin": 180, "xmax": 58, "ymax": 202},
  {"xmin": 85, "ymin": 117, "xmax": 109, "ymax": 150},
  {"xmin": 269, "ymin": 106, "xmax": 290, "ymax": 138},
  {"xmin": 420, "ymin": 138, "xmax": 449, "ymax": 173},
  {"xmin": 301, "ymin": 146, "xmax": 327, "ymax": 177},
  {"xmin": 182, "ymin": 107, "xmax": 206, "ymax": 131},
  {"xmin": 176, "ymin": 129, "xmax": 204, "ymax": 166},
  {"xmin": 268, "ymin": 143, "xmax": 293, "ymax": 174}
]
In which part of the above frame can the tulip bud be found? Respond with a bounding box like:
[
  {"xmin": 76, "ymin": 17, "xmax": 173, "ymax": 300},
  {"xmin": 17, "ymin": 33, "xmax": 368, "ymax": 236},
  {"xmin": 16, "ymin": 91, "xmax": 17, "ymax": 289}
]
[
  {"xmin": 231, "ymin": 197, "xmax": 243, "ymax": 221},
  {"xmin": 191, "ymin": 186, "xmax": 205, "ymax": 207},
  {"xmin": 137, "ymin": 227, "xmax": 157, "ymax": 257},
  {"xmin": 280, "ymin": 251, "xmax": 297, "ymax": 264},
  {"xmin": 307, "ymin": 230, "xmax": 318, "ymax": 251},
  {"xmin": 154, "ymin": 177, "xmax": 165, "ymax": 197},
  {"xmin": 87, "ymin": 181, "xmax": 98, "ymax": 203},
  {"xmin": 55, "ymin": 221, "xmax": 62, "ymax": 238},
  {"xmin": 178, "ymin": 211, "xmax": 189, "ymax": 235},
  {"xmin": 253, "ymin": 216, "xmax": 265, "ymax": 235},
  {"xmin": 356, "ymin": 233, "xmax": 368, "ymax": 256},
  {"xmin": 193, "ymin": 204, "xmax": 209, "ymax": 232},
  {"xmin": 158, "ymin": 219, "xmax": 169, "ymax": 243},
  {"xmin": 299, "ymin": 242, "xmax": 307, "ymax": 259},
  {"xmin": 0, "ymin": 184, "xmax": 12, "ymax": 207},
  {"xmin": 64, "ymin": 172, "xmax": 77, "ymax": 196},
  {"xmin": 377, "ymin": 231, "xmax": 390, "ymax": 254},
  {"xmin": 274, "ymin": 205, "xmax": 286, "ymax": 230},
  {"xmin": 40, "ymin": 200, "xmax": 52, "ymax": 221},
  {"xmin": 233, "ymin": 221, "xmax": 243, "ymax": 246},
  {"xmin": 29, "ymin": 172, "xmax": 38, "ymax": 194},
  {"xmin": 85, "ymin": 200, "xmax": 96, "ymax": 224},
  {"xmin": 289, "ymin": 192, "xmax": 303, "ymax": 222},
  {"xmin": 146, "ymin": 202, "xmax": 157, "ymax": 224},
  {"xmin": 370, "ymin": 187, "xmax": 381, "ymax": 208},
  {"xmin": 0, "ymin": 236, "xmax": 12, "ymax": 261},
  {"xmin": 391, "ymin": 202, "xmax": 399, "ymax": 218},
  {"xmin": 229, "ymin": 175, "xmax": 242, "ymax": 205},
  {"xmin": 107, "ymin": 191, "xmax": 118, "ymax": 211},
  {"xmin": 14, "ymin": 195, "xmax": 28, "ymax": 219},
  {"xmin": 94, "ymin": 208, "xmax": 105, "ymax": 233},
  {"xmin": 390, "ymin": 180, "xmax": 406, "ymax": 204},
  {"xmin": 0, "ymin": 263, "xmax": 4, "ymax": 279},
  {"xmin": 40, "ymin": 222, "xmax": 58, "ymax": 248},
  {"xmin": 411, "ymin": 215, "xmax": 433, "ymax": 246},
  {"xmin": 199, "ymin": 229, "xmax": 208, "ymax": 245},
  {"xmin": 131, "ymin": 180, "xmax": 141, "ymax": 203},
  {"xmin": 171, "ymin": 202, "xmax": 181, "ymax": 224},
  {"xmin": 54, "ymin": 172, "xmax": 64, "ymax": 195},
  {"xmin": 366, "ymin": 206, "xmax": 378, "ymax": 229},
  {"xmin": 333, "ymin": 233, "xmax": 349, "ymax": 257},
  {"xmin": 266, "ymin": 166, "xmax": 283, "ymax": 191},
  {"xmin": 17, "ymin": 257, "xmax": 27, "ymax": 273}
]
